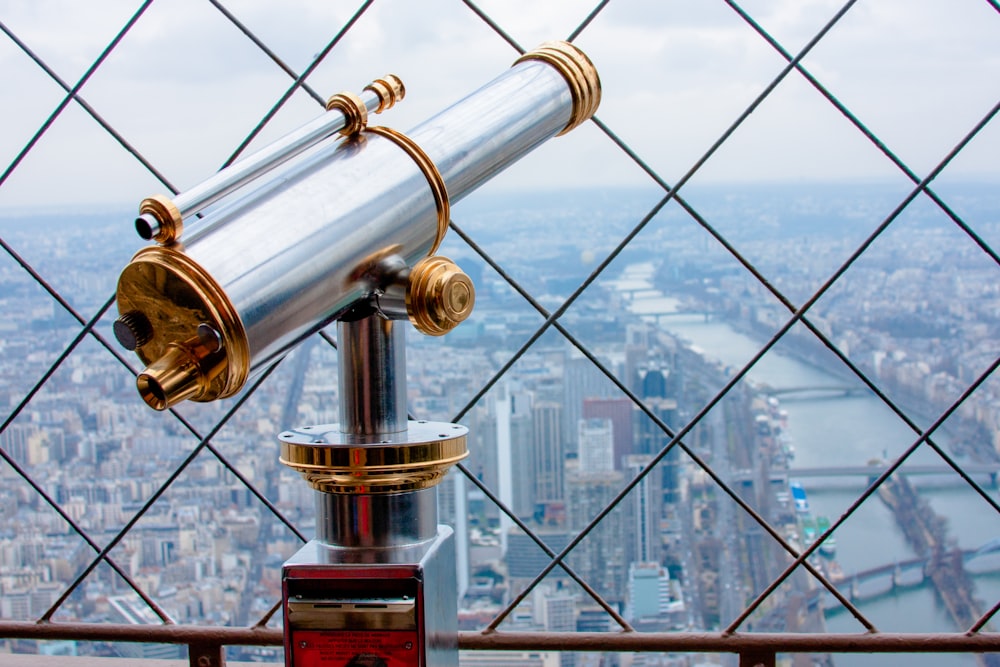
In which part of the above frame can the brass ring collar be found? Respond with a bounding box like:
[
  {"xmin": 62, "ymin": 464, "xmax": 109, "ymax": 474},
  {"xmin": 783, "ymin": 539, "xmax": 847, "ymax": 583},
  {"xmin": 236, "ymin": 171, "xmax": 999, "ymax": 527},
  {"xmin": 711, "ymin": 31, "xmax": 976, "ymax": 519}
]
[
  {"xmin": 138, "ymin": 195, "xmax": 183, "ymax": 245},
  {"xmin": 515, "ymin": 41, "xmax": 602, "ymax": 135},
  {"xmin": 365, "ymin": 125, "xmax": 450, "ymax": 256},
  {"xmin": 364, "ymin": 74, "xmax": 406, "ymax": 114},
  {"xmin": 325, "ymin": 91, "xmax": 368, "ymax": 136},
  {"xmin": 279, "ymin": 421, "xmax": 469, "ymax": 494}
]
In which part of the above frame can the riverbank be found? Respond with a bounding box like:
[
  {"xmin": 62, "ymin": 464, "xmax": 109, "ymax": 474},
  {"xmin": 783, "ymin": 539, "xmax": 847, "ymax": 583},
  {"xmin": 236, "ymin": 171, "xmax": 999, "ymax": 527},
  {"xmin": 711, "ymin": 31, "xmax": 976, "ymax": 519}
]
[{"xmin": 639, "ymin": 267, "xmax": 996, "ymax": 467}]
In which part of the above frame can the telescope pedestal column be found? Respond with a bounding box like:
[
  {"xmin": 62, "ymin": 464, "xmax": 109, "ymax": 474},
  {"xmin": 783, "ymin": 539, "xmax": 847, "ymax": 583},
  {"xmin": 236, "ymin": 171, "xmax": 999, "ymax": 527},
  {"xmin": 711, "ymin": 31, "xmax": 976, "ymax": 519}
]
[{"xmin": 280, "ymin": 316, "xmax": 465, "ymax": 667}]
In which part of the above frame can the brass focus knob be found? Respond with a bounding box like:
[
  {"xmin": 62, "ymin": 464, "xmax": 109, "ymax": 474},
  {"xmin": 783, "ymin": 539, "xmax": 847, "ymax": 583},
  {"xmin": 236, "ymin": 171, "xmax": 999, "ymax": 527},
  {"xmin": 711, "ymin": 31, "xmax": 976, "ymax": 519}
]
[{"xmin": 406, "ymin": 256, "xmax": 475, "ymax": 336}]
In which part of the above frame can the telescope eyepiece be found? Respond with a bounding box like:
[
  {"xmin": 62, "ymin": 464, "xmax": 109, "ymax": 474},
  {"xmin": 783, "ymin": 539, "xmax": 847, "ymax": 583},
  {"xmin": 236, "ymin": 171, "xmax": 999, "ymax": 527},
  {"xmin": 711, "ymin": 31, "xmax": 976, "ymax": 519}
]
[
  {"xmin": 136, "ymin": 194, "xmax": 183, "ymax": 244},
  {"xmin": 135, "ymin": 337, "xmax": 226, "ymax": 411},
  {"xmin": 137, "ymin": 373, "xmax": 169, "ymax": 411},
  {"xmin": 135, "ymin": 213, "xmax": 158, "ymax": 241}
]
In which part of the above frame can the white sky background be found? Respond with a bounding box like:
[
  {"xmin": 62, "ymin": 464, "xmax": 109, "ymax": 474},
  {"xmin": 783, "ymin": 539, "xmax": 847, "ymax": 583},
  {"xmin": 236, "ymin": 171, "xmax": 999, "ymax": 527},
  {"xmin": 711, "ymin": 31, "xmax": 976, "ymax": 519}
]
[{"xmin": 0, "ymin": 0, "xmax": 997, "ymax": 212}]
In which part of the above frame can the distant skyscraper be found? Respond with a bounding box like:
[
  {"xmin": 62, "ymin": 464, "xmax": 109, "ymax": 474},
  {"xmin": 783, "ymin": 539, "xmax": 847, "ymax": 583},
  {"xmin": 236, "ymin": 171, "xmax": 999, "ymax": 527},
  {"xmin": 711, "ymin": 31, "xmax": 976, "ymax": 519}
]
[
  {"xmin": 1, "ymin": 423, "xmax": 45, "ymax": 466},
  {"xmin": 635, "ymin": 365, "xmax": 681, "ymax": 503},
  {"xmin": 465, "ymin": 402, "xmax": 499, "ymax": 519},
  {"xmin": 496, "ymin": 384, "xmax": 535, "ymax": 553},
  {"xmin": 625, "ymin": 562, "xmax": 675, "ymax": 622},
  {"xmin": 563, "ymin": 351, "xmax": 615, "ymax": 455},
  {"xmin": 623, "ymin": 454, "xmax": 662, "ymax": 567},
  {"xmin": 640, "ymin": 366, "xmax": 669, "ymax": 399},
  {"xmin": 577, "ymin": 418, "xmax": 614, "ymax": 473},
  {"xmin": 107, "ymin": 595, "xmax": 184, "ymax": 659},
  {"xmin": 583, "ymin": 396, "xmax": 634, "ymax": 470},
  {"xmin": 533, "ymin": 585, "xmax": 576, "ymax": 632},
  {"xmin": 496, "ymin": 387, "xmax": 514, "ymax": 550},
  {"xmin": 505, "ymin": 528, "xmax": 572, "ymax": 600},
  {"xmin": 565, "ymin": 470, "xmax": 627, "ymax": 604},
  {"xmin": 531, "ymin": 400, "xmax": 564, "ymax": 515},
  {"xmin": 438, "ymin": 469, "xmax": 469, "ymax": 600},
  {"xmin": 509, "ymin": 392, "xmax": 535, "ymax": 520}
]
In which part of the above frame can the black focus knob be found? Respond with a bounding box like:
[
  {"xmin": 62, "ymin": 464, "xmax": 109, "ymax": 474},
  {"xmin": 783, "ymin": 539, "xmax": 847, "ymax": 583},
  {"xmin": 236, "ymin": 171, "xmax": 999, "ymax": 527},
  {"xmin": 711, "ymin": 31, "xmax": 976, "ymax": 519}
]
[{"xmin": 114, "ymin": 311, "xmax": 153, "ymax": 351}]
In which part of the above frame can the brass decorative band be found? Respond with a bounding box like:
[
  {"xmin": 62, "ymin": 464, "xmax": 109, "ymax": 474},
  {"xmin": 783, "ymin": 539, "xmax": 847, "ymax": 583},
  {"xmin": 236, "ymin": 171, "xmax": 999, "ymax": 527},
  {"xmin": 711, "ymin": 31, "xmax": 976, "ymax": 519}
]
[
  {"xmin": 279, "ymin": 421, "xmax": 468, "ymax": 494},
  {"xmin": 116, "ymin": 245, "xmax": 250, "ymax": 408},
  {"xmin": 139, "ymin": 194, "xmax": 183, "ymax": 245},
  {"xmin": 364, "ymin": 74, "xmax": 406, "ymax": 114},
  {"xmin": 365, "ymin": 125, "xmax": 450, "ymax": 255},
  {"xmin": 325, "ymin": 91, "xmax": 368, "ymax": 136},
  {"xmin": 515, "ymin": 41, "xmax": 602, "ymax": 135}
]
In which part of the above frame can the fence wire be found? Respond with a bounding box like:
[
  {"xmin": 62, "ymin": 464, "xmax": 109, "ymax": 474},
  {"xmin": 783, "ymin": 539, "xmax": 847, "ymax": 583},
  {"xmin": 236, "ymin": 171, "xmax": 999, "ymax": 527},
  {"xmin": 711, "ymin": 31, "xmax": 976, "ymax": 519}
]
[{"xmin": 1, "ymin": 0, "xmax": 999, "ymax": 663}]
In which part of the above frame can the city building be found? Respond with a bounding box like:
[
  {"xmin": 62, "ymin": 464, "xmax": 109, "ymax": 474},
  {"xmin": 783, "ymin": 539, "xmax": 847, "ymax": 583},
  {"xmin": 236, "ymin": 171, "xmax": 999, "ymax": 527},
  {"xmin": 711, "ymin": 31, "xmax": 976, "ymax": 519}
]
[
  {"xmin": 531, "ymin": 400, "xmax": 565, "ymax": 521},
  {"xmin": 583, "ymin": 396, "xmax": 634, "ymax": 470},
  {"xmin": 623, "ymin": 454, "xmax": 663, "ymax": 568},
  {"xmin": 565, "ymin": 470, "xmax": 627, "ymax": 605},
  {"xmin": 576, "ymin": 418, "xmax": 615, "ymax": 474}
]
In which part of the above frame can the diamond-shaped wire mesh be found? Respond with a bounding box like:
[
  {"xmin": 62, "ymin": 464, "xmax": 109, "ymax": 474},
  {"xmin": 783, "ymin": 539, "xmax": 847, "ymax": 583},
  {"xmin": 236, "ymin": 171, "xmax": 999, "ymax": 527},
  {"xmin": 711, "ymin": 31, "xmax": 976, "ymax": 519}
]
[{"xmin": 2, "ymin": 0, "xmax": 1000, "ymax": 664}]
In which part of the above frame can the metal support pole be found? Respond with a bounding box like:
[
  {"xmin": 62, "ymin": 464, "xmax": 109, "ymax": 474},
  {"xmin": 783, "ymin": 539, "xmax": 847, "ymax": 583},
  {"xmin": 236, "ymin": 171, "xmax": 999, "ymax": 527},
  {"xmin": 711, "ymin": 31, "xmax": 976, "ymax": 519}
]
[
  {"xmin": 280, "ymin": 312, "xmax": 464, "ymax": 665},
  {"xmin": 337, "ymin": 316, "xmax": 408, "ymax": 437}
]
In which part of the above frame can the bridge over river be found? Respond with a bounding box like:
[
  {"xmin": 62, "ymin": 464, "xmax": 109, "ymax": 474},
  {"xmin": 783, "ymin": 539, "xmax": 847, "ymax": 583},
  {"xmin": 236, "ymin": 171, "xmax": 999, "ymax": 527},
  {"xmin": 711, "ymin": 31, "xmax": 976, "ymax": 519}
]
[
  {"xmin": 732, "ymin": 464, "xmax": 1000, "ymax": 488},
  {"xmin": 789, "ymin": 463, "xmax": 1000, "ymax": 485},
  {"xmin": 766, "ymin": 384, "xmax": 872, "ymax": 399},
  {"xmin": 817, "ymin": 540, "xmax": 1000, "ymax": 614}
]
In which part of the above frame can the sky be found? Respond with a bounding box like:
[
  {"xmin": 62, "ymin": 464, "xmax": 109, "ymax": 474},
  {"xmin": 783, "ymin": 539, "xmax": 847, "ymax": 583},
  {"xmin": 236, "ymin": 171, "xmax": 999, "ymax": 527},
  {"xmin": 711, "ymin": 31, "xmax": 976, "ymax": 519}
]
[{"xmin": 0, "ymin": 0, "xmax": 997, "ymax": 213}]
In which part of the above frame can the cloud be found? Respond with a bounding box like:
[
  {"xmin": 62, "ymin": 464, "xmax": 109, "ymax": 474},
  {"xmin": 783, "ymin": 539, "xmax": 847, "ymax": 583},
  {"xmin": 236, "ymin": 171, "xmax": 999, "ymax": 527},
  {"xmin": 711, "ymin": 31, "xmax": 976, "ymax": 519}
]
[{"xmin": 0, "ymin": 0, "xmax": 997, "ymax": 211}]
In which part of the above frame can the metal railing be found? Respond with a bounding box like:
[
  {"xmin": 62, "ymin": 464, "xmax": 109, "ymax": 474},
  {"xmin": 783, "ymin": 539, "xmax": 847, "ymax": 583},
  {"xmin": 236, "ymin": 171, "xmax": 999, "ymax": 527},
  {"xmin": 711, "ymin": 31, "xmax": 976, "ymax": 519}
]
[{"xmin": 2, "ymin": 1, "xmax": 999, "ymax": 665}]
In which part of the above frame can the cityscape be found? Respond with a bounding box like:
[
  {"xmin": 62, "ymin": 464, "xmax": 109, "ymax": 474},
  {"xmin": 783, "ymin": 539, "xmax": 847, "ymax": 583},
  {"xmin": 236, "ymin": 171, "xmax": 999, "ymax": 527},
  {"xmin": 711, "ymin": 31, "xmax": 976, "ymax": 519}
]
[{"xmin": 2, "ymin": 182, "xmax": 1000, "ymax": 666}]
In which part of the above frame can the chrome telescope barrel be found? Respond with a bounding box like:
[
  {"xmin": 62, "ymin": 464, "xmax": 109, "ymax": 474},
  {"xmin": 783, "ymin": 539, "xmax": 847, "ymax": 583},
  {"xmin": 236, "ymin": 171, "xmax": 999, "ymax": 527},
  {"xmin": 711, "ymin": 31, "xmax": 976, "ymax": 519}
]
[{"xmin": 114, "ymin": 41, "xmax": 600, "ymax": 411}]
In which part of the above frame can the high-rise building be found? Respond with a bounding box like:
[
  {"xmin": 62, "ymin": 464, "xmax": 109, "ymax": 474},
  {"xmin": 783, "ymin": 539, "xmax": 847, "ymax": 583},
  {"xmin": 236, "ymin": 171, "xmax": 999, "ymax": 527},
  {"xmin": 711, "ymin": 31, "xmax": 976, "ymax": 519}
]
[
  {"xmin": 623, "ymin": 454, "xmax": 663, "ymax": 567},
  {"xmin": 438, "ymin": 469, "xmax": 469, "ymax": 600},
  {"xmin": 533, "ymin": 585, "xmax": 576, "ymax": 633},
  {"xmin": 635, "ymin": 366, "xmax": 681, "ymax": 503},
  {"xmin": 496, "ymin": 385, "xmax": 536, "ymax": 529},
  {"xmin": 107, "ymin": 595, "xmax": 184, "ymax": 660},
  {"xmin": 510, "ymin": 391, "xmax": 535, "ymax": 519},
  {"xmin": 531, "ymin": 400, "xmax": 564, "ymax": 516},
  {"xmin": 583, "ymin": 396, "xmax": 634, "ymax": 470},
  {"xmin": 565, "ymin": 470, "xmax": 627, "ymax": 604},
  {"xmin": 505, "ymin": 528, "xmax": 572, "ymax": 600},
  {"xmin": 562, "ymin": 351, "xmax": 615, "ymax": 456},
  {"xmin": 626, "ymin": 562, "xmax": 671, "ymax": 621},
  {"xmin": 577, "ymin": 418, "xmax": 614, "ymax": 474},
  {"xmin": 465, "ymin": 401, "xmax": 499, "ymax": 518},
  {"xmin": 0, "ymin": 423, "xmax": 47, "ymax": 466}
]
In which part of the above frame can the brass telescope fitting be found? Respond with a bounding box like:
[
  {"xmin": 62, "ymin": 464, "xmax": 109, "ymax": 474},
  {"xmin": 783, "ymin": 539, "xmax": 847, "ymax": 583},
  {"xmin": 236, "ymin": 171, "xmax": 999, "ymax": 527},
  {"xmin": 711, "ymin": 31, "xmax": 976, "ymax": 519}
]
[
  {"xmin": 516, "ymin": 41, "xmax": 601, "ymax": 135},
  {"xmin": 279, "ymin": 421, "xmax": 469, "ymax": 495},
  {"xmin": 116, "ymin": 245, "xmax": 250, "ymax": 410},
  {"xmin": 406, "ymin": 256, "xmax": 475, "ymax": 336}
]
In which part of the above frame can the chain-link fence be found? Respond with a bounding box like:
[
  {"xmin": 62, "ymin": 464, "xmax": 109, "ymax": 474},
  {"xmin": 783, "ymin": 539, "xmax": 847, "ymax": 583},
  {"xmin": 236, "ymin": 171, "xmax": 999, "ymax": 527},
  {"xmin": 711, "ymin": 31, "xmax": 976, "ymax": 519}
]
[{"xmin": 2, "ymin": 1, "xmax": 999, "ymax": 665}]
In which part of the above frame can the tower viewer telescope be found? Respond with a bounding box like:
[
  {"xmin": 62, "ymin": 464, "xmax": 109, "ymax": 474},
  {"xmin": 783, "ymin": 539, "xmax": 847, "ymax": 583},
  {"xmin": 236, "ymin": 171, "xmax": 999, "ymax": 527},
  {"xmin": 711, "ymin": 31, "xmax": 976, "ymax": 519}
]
[
  {"xmin": 113, "ymin": 41, "xmax": 600, "ymax": 411},
  {"xmin": 112, "ymin": 41, "xmax": 600, "ymax": 667}
]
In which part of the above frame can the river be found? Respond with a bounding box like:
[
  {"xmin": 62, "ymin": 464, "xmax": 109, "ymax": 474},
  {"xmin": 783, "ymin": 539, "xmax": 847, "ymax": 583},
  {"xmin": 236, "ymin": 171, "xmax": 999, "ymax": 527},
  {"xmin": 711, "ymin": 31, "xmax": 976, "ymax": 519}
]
[{"xmin": 617, "ymin": 267, "xmax": 1000, "ymax": 666}]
